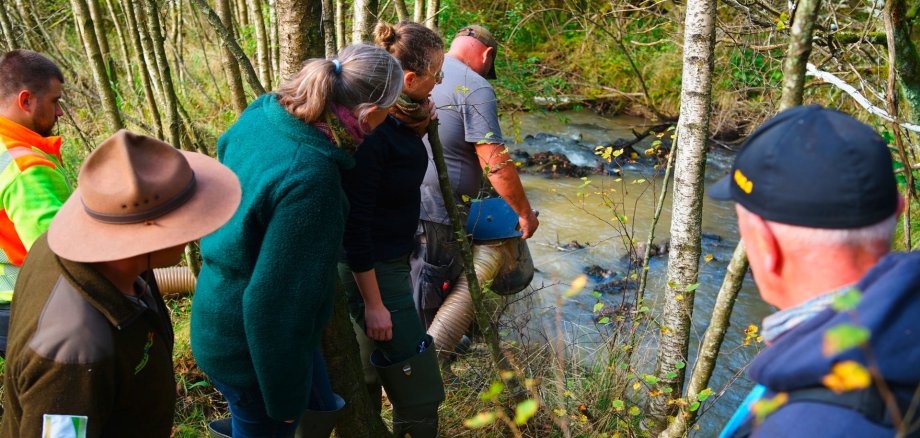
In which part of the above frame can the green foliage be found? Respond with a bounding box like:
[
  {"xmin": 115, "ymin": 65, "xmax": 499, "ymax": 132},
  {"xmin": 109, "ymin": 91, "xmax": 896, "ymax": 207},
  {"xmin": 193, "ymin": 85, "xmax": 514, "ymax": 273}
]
[{"xmin": 823, "ymin": 324, "xmax": 871, "ymax": 356}]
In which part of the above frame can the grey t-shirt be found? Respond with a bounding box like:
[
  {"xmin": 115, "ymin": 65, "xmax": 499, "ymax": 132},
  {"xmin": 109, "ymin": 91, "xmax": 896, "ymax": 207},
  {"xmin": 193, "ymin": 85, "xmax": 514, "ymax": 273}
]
[{"xmin": 419, "ymin": 55, "xmax": 505, "ymax": 225}]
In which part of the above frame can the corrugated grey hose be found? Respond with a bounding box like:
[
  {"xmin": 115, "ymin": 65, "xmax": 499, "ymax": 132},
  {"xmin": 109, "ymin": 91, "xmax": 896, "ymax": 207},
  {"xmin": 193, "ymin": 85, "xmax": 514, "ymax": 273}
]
[
  {"xmin": 427, "ymin": 243, "xmax": 504, "ymax": 355},
  {"xmin": 153, "ymin": 267, "xmax": 197, "ymax": 297}
]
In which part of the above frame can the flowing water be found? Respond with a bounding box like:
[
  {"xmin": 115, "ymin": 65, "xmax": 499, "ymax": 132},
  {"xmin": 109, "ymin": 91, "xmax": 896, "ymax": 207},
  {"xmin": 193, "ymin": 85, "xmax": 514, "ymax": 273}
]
[{"xmin": 498, "ymin": 110, "xmax": 774, "ymax": 436}]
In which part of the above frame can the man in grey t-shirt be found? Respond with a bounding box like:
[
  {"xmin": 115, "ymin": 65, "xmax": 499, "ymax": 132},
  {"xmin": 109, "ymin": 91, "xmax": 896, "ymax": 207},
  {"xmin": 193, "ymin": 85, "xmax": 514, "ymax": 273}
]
[{"xmin": 412, "ymin": 25, "xmax": 539, "ymax": 327}]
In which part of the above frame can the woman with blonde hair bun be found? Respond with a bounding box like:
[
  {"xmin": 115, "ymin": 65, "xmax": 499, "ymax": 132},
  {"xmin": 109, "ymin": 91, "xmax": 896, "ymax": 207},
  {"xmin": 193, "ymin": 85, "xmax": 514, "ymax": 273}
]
[
  {"xmin": 337, "ymin": 21, "xmax": 445, "ymax": 438},
  {"xmin": 191, "ymin": 44, "xmax": 402, "ymax": 438}
]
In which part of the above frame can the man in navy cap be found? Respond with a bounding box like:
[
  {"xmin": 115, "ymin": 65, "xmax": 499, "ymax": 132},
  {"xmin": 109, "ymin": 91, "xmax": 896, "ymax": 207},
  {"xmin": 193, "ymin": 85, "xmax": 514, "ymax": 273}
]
[{"xmin": 712, "ymin": 105, "xmax": 920, "ymax": 437}]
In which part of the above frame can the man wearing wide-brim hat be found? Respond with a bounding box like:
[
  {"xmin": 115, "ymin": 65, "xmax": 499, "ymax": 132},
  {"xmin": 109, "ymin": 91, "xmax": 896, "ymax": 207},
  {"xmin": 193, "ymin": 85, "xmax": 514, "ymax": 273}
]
[{"xmin": 0, "ymin": 130, "xmax": 240, "ymax": 438}]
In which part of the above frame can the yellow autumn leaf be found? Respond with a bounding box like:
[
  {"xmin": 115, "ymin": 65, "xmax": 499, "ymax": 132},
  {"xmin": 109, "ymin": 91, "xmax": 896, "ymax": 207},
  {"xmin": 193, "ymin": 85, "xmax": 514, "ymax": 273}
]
[
  {"xmin": 704, "ymin": 254, "xmax": 714, "ymax": 263},
  {"xmin": 632, "ymin": 381, "xmax": 641, "ymax": 391},
  {"xmin": 822, "ymin": 361, "xmax": 872, "ymax": 393},
  {"xmin": 564, "ymin": 275, "xmax": 588, "ymax": 298}
]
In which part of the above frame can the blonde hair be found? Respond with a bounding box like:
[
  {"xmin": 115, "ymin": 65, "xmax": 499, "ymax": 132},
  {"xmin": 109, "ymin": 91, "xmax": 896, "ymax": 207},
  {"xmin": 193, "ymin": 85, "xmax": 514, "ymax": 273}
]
[{"xmin": 277, "ymin": 44, "xmax": 403, "ymax": 124}]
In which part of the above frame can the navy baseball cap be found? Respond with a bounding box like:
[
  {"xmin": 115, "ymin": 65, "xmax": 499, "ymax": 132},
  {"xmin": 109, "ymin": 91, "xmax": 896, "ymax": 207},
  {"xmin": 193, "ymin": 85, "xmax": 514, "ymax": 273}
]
[{"xmin": 708, "ymin": 105, "xmax": 898, "ymax": 228}]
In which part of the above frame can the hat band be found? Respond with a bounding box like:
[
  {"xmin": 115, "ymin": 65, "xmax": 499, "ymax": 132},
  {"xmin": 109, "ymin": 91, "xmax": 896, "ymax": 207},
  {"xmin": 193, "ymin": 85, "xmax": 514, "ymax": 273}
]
[{"xmin": 82, "ymin": 173, "xmax": 197, "ymax": 224}]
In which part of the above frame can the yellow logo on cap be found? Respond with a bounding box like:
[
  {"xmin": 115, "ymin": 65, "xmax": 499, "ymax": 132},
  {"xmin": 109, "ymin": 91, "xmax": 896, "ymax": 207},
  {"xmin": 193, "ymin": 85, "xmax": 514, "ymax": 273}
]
[{"xmin": 734, "ymin": 169, "xmax": 754, "ymax": 194}]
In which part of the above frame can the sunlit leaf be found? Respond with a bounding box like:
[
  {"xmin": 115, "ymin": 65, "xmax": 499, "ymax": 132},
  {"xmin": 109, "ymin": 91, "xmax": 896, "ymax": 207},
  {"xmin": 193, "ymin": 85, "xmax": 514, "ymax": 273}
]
[
  {"xmin": 514, "ymin": 399, "xmax": 538, "ymax": 425},
  {"xmin": 564, "ymin": 275, "xmax": 588, "ymax": 298},
  {"xmin": 822, "ymin": 360, "xmax": 872, "ymax": 393},
  {"xmin": 689, "ymin": 401, "xmax": 701, "ymax": 412},
  {"xmin": 687, "ymin": 283, "xmax": 700, "ymax": 292},
  {"xmin": 464, "ymin": 411, "xmax": 496, "ymax": 429},
  {"xmin": 632, "ymin": 381, "xmax": 641, "ymax": 391},
  {"xmin": 598, "ymin": 317, "xmax": 610, "ymax": 324},
  {"xmin": 612, "ymin": 400, "xmax": 625, "ymax": 411},
  {"xmin": 643, "ymin": 374, "xmax": 658, "ymax": 385},
  {"xmin": 823, "ymin": 324, "xmax": 870, "ymax": 356},
  {"xmin": 479, "ymin": 382, "xmax": 504, "ymax": 401},
  {"xmin": 831, "ymin": 289, "xmax": 863, "ymax": 312},
  {"xmin": 628, "ymin": 406, "xmax": 640, "ymax": 416},
  {"xmin": 697, "ymin": 388, "xmax": 713, "ymax": 402},
  {"xmin": 704, "ymin": 254, "xmax": 714, "ymax": 263},
  {"xmin": 751, "ymin": 393, "xmax": 788, "ymax": 424},
  {"xmin": 593, "ymin": 302, "xmax": 605, "ymax": 312},
  {"xmin": 675, "ymin": 361, "xmax": 686, "ymax": 370}
]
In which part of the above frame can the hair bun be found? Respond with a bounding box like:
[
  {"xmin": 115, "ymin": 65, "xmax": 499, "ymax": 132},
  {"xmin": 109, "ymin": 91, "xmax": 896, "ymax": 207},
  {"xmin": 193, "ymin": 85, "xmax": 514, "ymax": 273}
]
[{"xmin": 373, "ymin": 22, "xmax": 398, "ymax": 49}]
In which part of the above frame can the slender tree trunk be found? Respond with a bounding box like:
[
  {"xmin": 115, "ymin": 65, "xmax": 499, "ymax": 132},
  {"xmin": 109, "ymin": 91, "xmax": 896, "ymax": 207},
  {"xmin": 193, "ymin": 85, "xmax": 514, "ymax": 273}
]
[
  {"xmin": 143, "ymin": 0, "xmax": 181, "ymax": 149},
  {"xmin": 351, "ymin": 0, "xmax": 378, "ymax": 44},
  {"xmin": 393, "ymin": 0, "xmax": 409, "ymax": 22},
  {"xmin": 659, "ymin": 3, "xmax": 823, "ymax": 437},
  {"xmin": 190, "ymin": 0, "xmax": 266, "ymax": 95},
  {"xmin": 72, "ymin": 0, "xmax": 125, "ymax": 131},
  {"xmin": 335, "ymin": 0, "xmax": 345, "ymax": 50},
  {"xmin": 647, "ymin": 0, "xmax": 715, "ymax": 432},
  {"xmin": 249, "ymin": 0, "xmax": 273, "ymax": 89},
  {"xmin": 413, "ymin": 0, "xmax": 423, "ymax": 23},
  {"xmin": 104, "ymin": 0, "xmax": 133, "ymax": 81},
  {"xmin": 268, "ymin": 0, "xmax": 281, "ymax": 81},
  {"xmin": 884, "ymin": 0, "xmax": 915, "ymax": 249},
  {"xmin": 424, "ymin": 0, "xmax": 438, "ymax": 30},
  {"xmin": 0, "ymin": 2, "xmax": 20, "ymax": 52},
  {"xmin": 13, "ymin": 0, "xmax": 41, "ymax": 50},
  {"xmin": 778, "ymin": 0, "xmax": 822, "ymax": 111},
  {"xmin": 321, "ymin": 283, "xmax": 392, "ymax": 438},
  {"xmin": 238, "ymin": 0, "xmax": 250, "ymax": 29},
  {"xmin": 321, "ymin": 0, "xmax": 336, "ymax": 58},
  {"xmin": 885, "ymin": 0, "xmax": 920, "ymax": 125},
  {"xmin": 217, "ymin": 0, "xmax": 249, "ymax": 113},
  {"xmin": 122, "ymin": 0, "xmax": 164, "ymax": 138},
  {"xmin": 87, "ymin": 0, "xmax": 116, "ymax": 85},
  {"xmin": 276, "ymin": 0, "xmax": 324, "ymax": 80},
  {"xmin": 131, "ymin": 0, "xmax": 166, "ymax": 104}
]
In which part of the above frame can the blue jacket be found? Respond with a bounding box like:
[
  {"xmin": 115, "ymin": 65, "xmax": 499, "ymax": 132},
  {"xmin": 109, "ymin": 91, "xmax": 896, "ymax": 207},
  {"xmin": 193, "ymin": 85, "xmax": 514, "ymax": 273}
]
[{"xmin": 730, "ymin": 251, "xmax": 920, "ymax": 437}]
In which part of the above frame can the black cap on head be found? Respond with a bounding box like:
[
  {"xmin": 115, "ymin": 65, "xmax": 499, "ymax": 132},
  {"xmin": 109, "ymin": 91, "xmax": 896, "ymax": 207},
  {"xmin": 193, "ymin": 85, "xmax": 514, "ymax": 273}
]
[{"xmin": 708, "ymin": 105, "xmax": 898, "ymax": 228}]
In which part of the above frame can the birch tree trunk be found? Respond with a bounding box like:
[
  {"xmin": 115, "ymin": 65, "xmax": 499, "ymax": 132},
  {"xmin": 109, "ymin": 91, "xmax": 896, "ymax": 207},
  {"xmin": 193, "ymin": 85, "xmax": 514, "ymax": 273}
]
[
  {"xmin": 268, "ymin": 0, "xmax": 281, "ymax": 81},
  {"xmin": 13, "ymin": 0, "xmax": 41, "ymax": 50},
  {"xmin": 424, "ymin": 0, "xmax": 438, "ymax": 31},
  {"xmin": 394, "ymin": 0, "xmax": 409, "ymax": 22},
  {"xmin": 217, "ymin": 0, "xmax": 249, "ymax": 113},
  {"xmin": 72, "ymin": 0, "xmax": 125, "ymax": 131},
  {"xmin": 0, "ymin": 3, "xmax": 18, "ymax": 52},
  {"xmin": 143, "ymin": 0, "xmax": 181, "ymax": 149},
  {"xmin": 335, "ymin": 0, "xmax": 346, "ymax": 50},
  {"xmin": 321, "ymin": 0, "xmax": 336, "ymax": 58},
  {"xmin": 122, "ymin": 0, "xmax": 164, "ymax": 138},
  {"xmin": 647, "ymin": 0, "xmax": 715, "ymax": 432},
  {"xmin": 190, "ymin": 0, "xmax": 266, "ymax": 95},
  {"xmin": 131, "ymin": 0, "xmax": 165, "ymax": 104},
  {"xmin": 413, "ymin": 0, "xmax": 423, "ymax": 23},
  {"xmin": 659, "ymin": 2, "xmax": 823, "ymax": 436},
  {"xmin": 249, "ymin": 0, "xmax": 273, "ymax": 89},
  {"xmin": 87, "ymin": 0, "xmax": 116, "ymax": 85},
  {"xmin": 351, "ymin": 0, "xmax": 378, "ymax": 44},
  {"xmin": 276, "ymin": 0, "xmax": 324, "ymax": 80},
  {"xmin": 104, "ymin": 0, "xmax": 133, "ymax": 81},
  {"xmin": 778, "ymin": 0, "xmax": 822, "ymax": 111}
]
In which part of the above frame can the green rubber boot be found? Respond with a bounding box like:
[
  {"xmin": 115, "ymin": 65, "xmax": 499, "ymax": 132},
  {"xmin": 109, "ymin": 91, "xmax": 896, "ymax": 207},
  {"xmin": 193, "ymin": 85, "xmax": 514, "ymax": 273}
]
[
  {"xmin": 207, "ymin": 418, "xmax": 232, "ymax": 438},
  {"xmin": 293, "ymin": 394, "xmax": 346, "ymax": 438},
  {"xmin": 371, "ymin": 335, "xmax": 445, "ymax": 438}
]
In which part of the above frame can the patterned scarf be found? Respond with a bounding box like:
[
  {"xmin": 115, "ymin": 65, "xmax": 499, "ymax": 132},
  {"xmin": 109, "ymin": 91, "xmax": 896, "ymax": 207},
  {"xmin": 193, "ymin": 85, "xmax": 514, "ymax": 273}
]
[
  {"xmin": 390, "ymin": 94, "xmax": 434, "ymax": 136},
  {"xmin": 312, "ymin": 104, "xmax": 364, "ymax": 155}
]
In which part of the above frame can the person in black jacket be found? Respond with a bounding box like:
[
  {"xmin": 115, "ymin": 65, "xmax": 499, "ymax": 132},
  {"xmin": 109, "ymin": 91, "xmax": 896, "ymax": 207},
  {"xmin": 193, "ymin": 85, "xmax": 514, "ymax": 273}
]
[{"xmin": 338, "ymin": 21, "xmax": 445, "ymax": 438}]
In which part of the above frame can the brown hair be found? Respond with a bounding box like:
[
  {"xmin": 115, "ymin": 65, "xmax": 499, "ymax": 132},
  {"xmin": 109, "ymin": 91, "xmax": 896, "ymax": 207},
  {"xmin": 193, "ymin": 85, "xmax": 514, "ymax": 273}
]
[
  {"xmin": 0, "ymin": 50, "xmax": 64, "ymax": 99},
  {"xmin": 276, "ymin": 44, "xmax": 403, "ymax": 125},
  {"xmin": 373, "ymin": 21, "xmax": 444, "ymax": 74}
]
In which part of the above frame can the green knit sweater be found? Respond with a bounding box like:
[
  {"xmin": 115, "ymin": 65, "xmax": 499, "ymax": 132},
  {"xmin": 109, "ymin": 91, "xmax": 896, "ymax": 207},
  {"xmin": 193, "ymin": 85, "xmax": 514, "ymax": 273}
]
[{"xmin": 190, "ymin": 94, "xmax": 354, "ymax": 421}]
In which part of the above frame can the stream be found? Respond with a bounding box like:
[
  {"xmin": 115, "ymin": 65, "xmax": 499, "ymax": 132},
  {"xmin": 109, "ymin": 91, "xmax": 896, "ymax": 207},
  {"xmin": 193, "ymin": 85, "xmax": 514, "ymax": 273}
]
[{"xmin": 498, "ymin": 109, "xmax": 774, "ymax": 436}]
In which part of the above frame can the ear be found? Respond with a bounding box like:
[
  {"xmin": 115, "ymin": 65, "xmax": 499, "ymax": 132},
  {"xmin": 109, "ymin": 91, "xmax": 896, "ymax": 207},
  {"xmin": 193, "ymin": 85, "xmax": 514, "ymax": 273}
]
[
  {"xmin": 403, "ymin": 71, "xmax": 418, "ymax": 90},
  {"xmin": 747, "ymin": 212, "xmax": 782, "ymax": 275},
  {"xmin": 16, "ymin": 90, "xmax": 32, "ymax": 113},
  {"xmin": 481, "ymin": 46, "xmax": 495, "ymax": 64}
]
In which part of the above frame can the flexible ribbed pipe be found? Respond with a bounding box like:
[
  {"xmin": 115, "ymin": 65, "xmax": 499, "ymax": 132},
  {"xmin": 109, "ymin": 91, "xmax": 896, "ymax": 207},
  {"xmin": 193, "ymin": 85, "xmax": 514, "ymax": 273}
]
[
  {"xmin": 428, "ymin": 243, "xmax": 504, "ymax": 354},
  {"xmin": 153, "ymin": 266, "xmax": 197, "ymax": 297}
]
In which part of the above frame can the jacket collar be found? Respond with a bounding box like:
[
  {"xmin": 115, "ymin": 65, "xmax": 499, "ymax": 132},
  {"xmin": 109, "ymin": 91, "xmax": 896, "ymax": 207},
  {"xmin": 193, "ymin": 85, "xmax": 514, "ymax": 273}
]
[
  {"xmin": 260, "ymin": 94, "xmax": 355, "ymax": 170},
  {"xmin": 0, "ymin": 115, "xmax": 63, "ymax": 160},
  {"xmin": 54, "ymin": 255, "xmax": 147, "ymax": 330}
]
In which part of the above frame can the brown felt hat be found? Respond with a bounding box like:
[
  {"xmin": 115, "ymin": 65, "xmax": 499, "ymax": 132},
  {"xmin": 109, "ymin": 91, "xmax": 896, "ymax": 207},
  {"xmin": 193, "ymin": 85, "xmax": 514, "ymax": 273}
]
[
  {"xmin": 456, "ymin": 25, "xmax": 498, "ymax": 79},
  {"xmin": 48, "ymin": 130, "xmax": 241, "ymax": 262}
]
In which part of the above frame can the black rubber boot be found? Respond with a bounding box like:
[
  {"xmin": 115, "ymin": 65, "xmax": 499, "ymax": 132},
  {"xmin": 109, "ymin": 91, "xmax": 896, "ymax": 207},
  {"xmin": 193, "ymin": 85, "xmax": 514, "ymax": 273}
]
[
  {"xmin": 293, "ymin": 394, "xmax": 346, "ymax": 438},
  {"xmin": 367, "ymin": 382, "xmax": 383, "ymax": 414},
  {"xmin": 372, "ymin": 335, "xmax": 445, "ymax": 438},
  {"xmin": 207, "ymin": 418, "xmax": 232, "ymax": 438}
]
